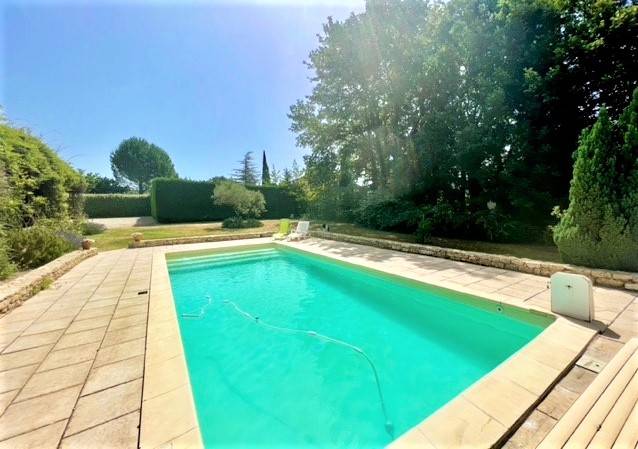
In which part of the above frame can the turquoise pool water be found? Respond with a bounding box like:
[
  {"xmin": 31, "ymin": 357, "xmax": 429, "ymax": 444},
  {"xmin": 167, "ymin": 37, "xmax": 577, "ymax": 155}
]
[{"xmin": 167, "ymin": 246, "xmax": 550, "ymax": 449}]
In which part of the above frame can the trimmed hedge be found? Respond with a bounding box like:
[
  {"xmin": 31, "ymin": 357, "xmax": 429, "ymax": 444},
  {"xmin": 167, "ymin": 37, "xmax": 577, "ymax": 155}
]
[
  {"xmin": 150, "ymin": 178, "xmax": 301, "ymax": 223},
  {"xmin": 83, "ymin": 194, "xmax": 151, "ymax": 218}
]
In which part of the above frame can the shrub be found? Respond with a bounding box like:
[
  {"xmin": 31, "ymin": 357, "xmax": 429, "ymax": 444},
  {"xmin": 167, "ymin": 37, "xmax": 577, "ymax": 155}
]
[
  {"xmin": 553, "ymin": 89, "xmax": 638, "ymax": 271},
  {"xmin": 81, "ymin": 221, "xmax": 106, "ymax": 235},
  {"xmin": 83, "ymin": 194, "xmax": 150, "ymax": 218},
  {"xmin": 354, "ymin": 198, "xmax": 421, "ymax": 232},
  {"xmin": 0, "ymin": 237, "xmax": 15, "ymax": 279},
  {"xmin": 0, "ymin": 123, "xmax": 85, "ymax": 223},
  {"xmin": 213, "ymin": 181, "xmax": 266, "ymax": 218},
  {"xmin": 221, "ymin": 217, "xmax": 264, "ymax": 229},
  {"xmin": 7, "ymin": 220, "xmax": 79, "ymax": 269},
  {"xmin": 150, "ymin": 178, "xmax": 301, "ymax": 223}
]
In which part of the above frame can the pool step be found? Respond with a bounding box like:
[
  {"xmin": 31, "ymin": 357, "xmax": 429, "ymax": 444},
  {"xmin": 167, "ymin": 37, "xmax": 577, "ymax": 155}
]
[{"xmin": 168, "ymin": 249, "xmax": 280, "ymax": 272}]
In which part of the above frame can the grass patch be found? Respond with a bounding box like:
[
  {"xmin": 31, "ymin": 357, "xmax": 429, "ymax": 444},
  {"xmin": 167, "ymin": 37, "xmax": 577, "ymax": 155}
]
[
  {"xmin": 315, "ymin": 222, "xmax": 561, "ymax": 263},
  {"xmin": 93, "ymin": 220, "xmax": 280, "ymax": 251}
]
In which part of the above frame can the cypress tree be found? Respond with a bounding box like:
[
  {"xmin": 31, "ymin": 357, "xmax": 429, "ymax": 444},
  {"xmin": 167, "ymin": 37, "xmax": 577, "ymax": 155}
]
[
  {"xmin": 262, "ymin": 151, "xmax": 271, "ymax": 185},
  {"xmin": 553, "ymin": 89, "xmax": 638, "ymax": 270}
]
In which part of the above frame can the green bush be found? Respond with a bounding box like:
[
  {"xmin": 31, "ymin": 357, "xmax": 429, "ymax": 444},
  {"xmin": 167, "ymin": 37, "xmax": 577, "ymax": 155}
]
[
  {"xmin": 354, "ymin": 198, "xmax": 421, "ymax": 232},
  {"xmin": 221, "ymin": 217, "xmax": 264, "ymax": 229},
  {"xmin": 7, "ymin": 220, "xmax": 79, "ymax": 269},
  {"xmin": 83, "ymin": 194, "xmax": 150, "ymax": 218},
  {"xmin": 0, "ymin": 237, "xmax": 15, "ymax": 279},
  {"xmin": 151, "ymin": 178, "xmax": 301, "ymax": 223},
  {"xmin": 213, "ymin": 181, "xmax": 266, "ymax": 218},
  {"xmin": 553, "ymin": 89, "xmax": 638, "ymax": 271},
  {"xmin": 0, "ymin": 124, "xmax": 86, "ymax": 223},
  {"xmin": 81, "ymin": 221, "xmax": 106, "ymax": 235}
]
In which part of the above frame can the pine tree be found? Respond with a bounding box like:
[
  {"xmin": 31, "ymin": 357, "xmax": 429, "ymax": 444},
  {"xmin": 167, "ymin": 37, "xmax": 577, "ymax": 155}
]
[
  {"xmin": 232, "ymin": 152, "xmax": 258, "ymax": 185},
  {"xmin": 261, "ymin": 151, "xmax": 271, "ymax": 185},
  {"xmin": 270, "ymin": 165, "xmax": 281, "ymax": 185},
  {"xmin": 553, "ymin": 89, "xmax": 638, "ymax": 270}
]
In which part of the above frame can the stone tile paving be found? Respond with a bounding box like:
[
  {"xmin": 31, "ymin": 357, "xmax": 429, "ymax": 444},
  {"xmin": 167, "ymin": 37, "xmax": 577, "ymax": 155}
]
[
  {"xmin": 0, "ymin": 248, "xmax": 152, "ymax": 448},
  {"xmin": 0, "ymin": 237, "xmax": 635, "ymax": 448}
]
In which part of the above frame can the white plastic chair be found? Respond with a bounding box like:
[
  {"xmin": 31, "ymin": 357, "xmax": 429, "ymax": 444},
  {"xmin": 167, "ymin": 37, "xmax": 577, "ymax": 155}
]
[{"xmin": 287, "ymin": 221, "xmax": 310, "ymax": 241}]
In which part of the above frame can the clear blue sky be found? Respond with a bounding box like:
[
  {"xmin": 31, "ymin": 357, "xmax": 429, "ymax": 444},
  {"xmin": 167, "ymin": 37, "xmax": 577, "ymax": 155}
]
[{"xmin": 1, "ymin": 0, "xmax": 363, "ymax": 180}]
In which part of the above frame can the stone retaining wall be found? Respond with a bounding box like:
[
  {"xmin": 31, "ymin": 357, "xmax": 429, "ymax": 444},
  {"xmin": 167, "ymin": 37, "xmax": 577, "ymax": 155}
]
[
  {"xmin": 0, "ymin": 248, "xmax": 97, "ymax": 315},
  {"xmin": 311, "ymin": 231, "xmax": 638, "ymax": 291},
  {"xmin": 129, "ymin": 231, "xmax": 274, "ymax": 248}
]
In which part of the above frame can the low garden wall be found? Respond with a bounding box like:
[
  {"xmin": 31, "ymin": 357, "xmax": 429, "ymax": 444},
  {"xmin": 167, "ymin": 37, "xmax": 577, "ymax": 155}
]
[
  {"xmin": 130, "ymin": 231, "xmax": 273, "ymax": 248},
  {"xmin": 0, "ymin": 248, "xmax": 97, "ymax": 315},
  {"xmin": 311, "ymin": 231, "xmax": 638, "ymax": 291}
]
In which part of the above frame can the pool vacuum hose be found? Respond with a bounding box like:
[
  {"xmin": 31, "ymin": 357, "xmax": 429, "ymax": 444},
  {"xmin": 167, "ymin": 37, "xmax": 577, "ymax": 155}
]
[{"xmin": 182, "ymin": 296, "xmax": 395, "ymax": 438}]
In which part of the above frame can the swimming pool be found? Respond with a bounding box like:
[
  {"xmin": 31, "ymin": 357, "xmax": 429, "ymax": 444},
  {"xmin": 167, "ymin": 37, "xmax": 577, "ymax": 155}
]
[{"xmin": 167, "ymin": 245, "xmax": 552, "ymax": 448}]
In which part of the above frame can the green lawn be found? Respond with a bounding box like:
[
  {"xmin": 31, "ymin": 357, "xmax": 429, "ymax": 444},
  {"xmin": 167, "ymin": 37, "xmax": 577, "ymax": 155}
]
[
  {"xmin": 314, "ymin": 222, "xmax": 562, "ymax": 263},
  {"xmin": 92, "ymin": 218, "xmax": 560, "ymax": 263},
  {"xmin": 91, "ymin": 220, "xmax": 280, "ymax": 251}
]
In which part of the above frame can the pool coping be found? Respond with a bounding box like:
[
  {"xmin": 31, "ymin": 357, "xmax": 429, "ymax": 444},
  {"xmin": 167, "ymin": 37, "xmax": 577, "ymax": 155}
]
[{"xmin": 141, "ymin": 238, "xmax": 597, "ymax": 449}]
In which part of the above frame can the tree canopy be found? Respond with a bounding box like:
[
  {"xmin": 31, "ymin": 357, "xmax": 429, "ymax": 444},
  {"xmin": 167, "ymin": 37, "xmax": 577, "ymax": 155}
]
[
  {"xmin": 83, "ymin": 172, "xmax": 129, "ymax": 194},
  {"xmin": 289, "ymin": 0, "xmax": 638, "ymax": 240},
  {"xmin": 232, "ymin": 151, "xmax": 258, "ymax": 185},
  {"xmin": 110, "ymin": 137, "xmax": 177, "ymax": 193}
]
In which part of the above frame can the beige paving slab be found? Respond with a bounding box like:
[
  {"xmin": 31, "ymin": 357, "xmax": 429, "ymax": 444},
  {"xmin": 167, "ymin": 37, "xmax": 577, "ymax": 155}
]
[
  {"xmin": 3, "ymin": 330, "xmax": 63, "ymax": 353},
  {"xmin": 107, "ymin": 312, "xmax": 147, "ymax": 331},
  {"xmin": 66, "ymin": 378, "xmax": 142, "ymax": 436},
  {"xmin": 576, "ymin": 335, "xmax": 624, "ymax": 373},
  {"xmin": 21, "ymin": 317, "xmax": 74, "ymax": 336},
  {"xmin": 143, "ymin": 355, "xmax": 189, "ymax": 400},
  {"xmin": 82, "ymin": 355, "xmax": 144, "ymax": 396},
  {"xmin": 113, "ymin": 304, "xmax": 148, "ymax": 319},
  {"xmin": 145, "ymin": 333, "xmax": 183, "ymax": 366},
  {"xmin": 0, "ymin": 363, "xmax": 38, "ymax": 394},
  {"xmin": 65, "ymin": 315, "xmax": 112, "ymax": 334},
  {"xmin": 101, "ymin": 324, "xmax": 146, "ymax": 348},
  {"xmin": 463, "ymin": 371, "xmax": 538, "ymax": 429},
  {"xmin": 0, "ymin": 419, "xmax": 67, "ymax": 449},
  {"xmin": 60, "ymin": 411, "xmax": 140, "ymax": 449},
  {"xmin": 0, "ymin": 390, "xmax": 18, "ymax": 415},
  {"xmin": 0, "ymin": 385, "xmax": 81, "ymax": 441},
  {"xmin": 38, "ymin": 341, "xmax": 101, "ymax": 372},
  {"xmin": 0, "ymin": 319, "xmax": 33, "ymax": 335},
  {"xmin": 140, "ymin": 385, "xmax": 200, "ymax": 449},
  {"xmin": 0, "ymin": 332, "xmax": 20, "ymax": 352},
  {"xmin": 0, "ymin": 344, "xmax": 52, "ymax": 372},
  {"xmin": 93, "ymin": 337, "xmax": 145, "ymax": 368},
  {"xmin": 74, "ymin": 305, "xmax": 116, "ymax": 321},
  {"xmin": 537, "ymin": 384, "xmax": 580, "ymax": 420},
  {"xmin": 502, "ymin": 410, "xmax": 557, "ymax": 449},
  {"xmin": 55, "ymin": 326, "xmax": 107, "ymax": 350},
  {"xmin": 558, "ymin": 365, "xmax": 597, "ymax": 395},
  {"xmin": 16, "ymin": 360, "xmax": 92, "ymax": 402},
  {"xmin": 416, "ymin": 396, "xmax": 507, "ymax": 448}
]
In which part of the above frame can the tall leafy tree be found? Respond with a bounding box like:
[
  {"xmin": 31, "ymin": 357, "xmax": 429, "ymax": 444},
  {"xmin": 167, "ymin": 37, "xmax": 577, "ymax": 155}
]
[
  {"xmin": 261, "ymin": 151, "xmax": 271, "ymax": 185},
  {"xmin": 289, "ymin": 0, "xmax": 638, "ymax": 242},
  {"xmin": 232, "ymin": 151, "xmax": 258, "ymax": 185},
  {"xmin": 110, "ymin": 137, "xmax": 177, "ymax": 193}
]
